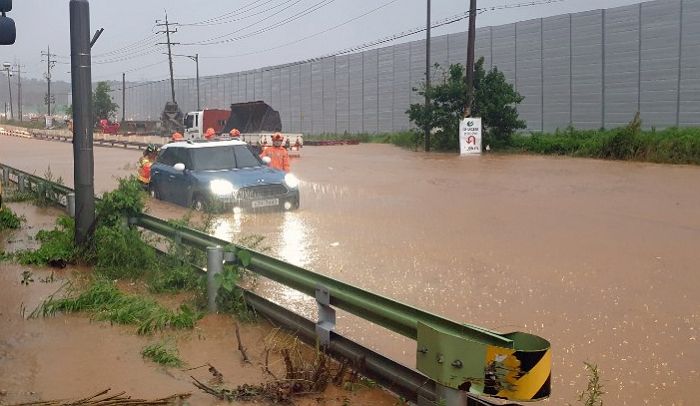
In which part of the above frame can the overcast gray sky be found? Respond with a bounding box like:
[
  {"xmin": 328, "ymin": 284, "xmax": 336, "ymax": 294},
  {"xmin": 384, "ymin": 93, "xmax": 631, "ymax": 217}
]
[{"xmin": 1, "ymin": 0, "xmax": 646, "ymax": 83}]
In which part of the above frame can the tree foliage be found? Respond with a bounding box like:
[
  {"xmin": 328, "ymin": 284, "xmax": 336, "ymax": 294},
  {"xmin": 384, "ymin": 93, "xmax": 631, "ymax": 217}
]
[
  {"xmin": 93, "ymin": 81, "xmax": 119, "ymax": 122},
  {"xmin": 407, "ymin": 58, "xmax": 526, "ymax": 151},
  {"xmin": 66, "ymin": 81, "xmax": 119, "ymax": 123}
]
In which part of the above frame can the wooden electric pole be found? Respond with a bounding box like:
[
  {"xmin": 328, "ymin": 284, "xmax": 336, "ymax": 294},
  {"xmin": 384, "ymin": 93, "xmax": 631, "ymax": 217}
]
[{"xmin": 464, "ymin": 0, "xmax": 477, "ymax": 118}]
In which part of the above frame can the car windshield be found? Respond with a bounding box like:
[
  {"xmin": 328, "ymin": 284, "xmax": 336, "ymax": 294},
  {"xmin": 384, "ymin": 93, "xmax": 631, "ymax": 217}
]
[{"xmin": 190, "ymin": 145, "xmax": 262, "ymax": 170}]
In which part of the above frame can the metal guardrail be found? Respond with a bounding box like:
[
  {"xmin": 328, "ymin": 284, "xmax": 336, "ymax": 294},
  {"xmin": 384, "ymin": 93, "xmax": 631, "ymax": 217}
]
[{"xmin": 0, "ymin": 162, "xmax": 551, "ymax": 405}]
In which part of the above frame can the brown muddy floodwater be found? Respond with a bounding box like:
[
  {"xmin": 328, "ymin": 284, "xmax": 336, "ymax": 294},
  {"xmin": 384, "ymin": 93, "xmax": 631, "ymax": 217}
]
[{"xmin": 2, "ymin": 134, "xmax": 700, "ymax": 405}]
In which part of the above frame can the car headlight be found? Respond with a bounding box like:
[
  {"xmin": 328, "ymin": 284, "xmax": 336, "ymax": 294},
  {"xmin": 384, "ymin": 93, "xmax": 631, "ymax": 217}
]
[
  {"xmin": 284, "ymin": 173, "xmax": 299, "ymax": 189},
  {"xmin": 210, "ymin": 179, "xmax": 235, "ymax": 196}
]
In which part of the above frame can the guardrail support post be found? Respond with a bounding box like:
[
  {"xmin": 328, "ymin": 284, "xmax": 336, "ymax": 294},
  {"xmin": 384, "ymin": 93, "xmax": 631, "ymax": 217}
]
[
  {"xmin": 207, "ymin": 246, "xmax": 224, "ymax": 313},
  {"xmin": 315, "ymin": 284, "xmax": 336, "ymax": 347},
  {"xmin": 67, "ymin": 193, "xmax": 76, "ymax": 218},
  {"xmin": 18, "ymin": 174, "xmax": 26, "ymax": 193}
]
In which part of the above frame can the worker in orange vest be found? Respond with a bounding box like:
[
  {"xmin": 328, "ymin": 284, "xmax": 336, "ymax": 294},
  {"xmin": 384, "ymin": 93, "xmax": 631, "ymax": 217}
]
[
  {"xmin": 259, "ymin": 133, "xmax": 290, "ymax": 172},
  {"xmin": 204, "ymin": 128, "xmax": 216, "ymax": 140},
  {"xmin": 171, "ymin": 132, "xmax": 184, "ymax": 142},
  {"xmin": 137, "ymin": 144, "xmax": 159, "ymax": 190}
]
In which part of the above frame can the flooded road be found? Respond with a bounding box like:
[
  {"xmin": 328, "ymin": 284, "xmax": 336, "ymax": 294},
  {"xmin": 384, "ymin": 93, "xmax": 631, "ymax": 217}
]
[{"xmin": 2, "ymin": 134, "xmax": 700, "ymax": 405}]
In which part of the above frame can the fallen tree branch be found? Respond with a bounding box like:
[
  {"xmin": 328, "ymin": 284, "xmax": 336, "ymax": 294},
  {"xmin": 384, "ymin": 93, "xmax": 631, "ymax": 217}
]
[
  {"xmin": 9, "ymin": 388, "xmax": 191, "ymax": 406},
  {"xmin": 234, "ymin": 322, "xmax": 251, "ymax": 364}
]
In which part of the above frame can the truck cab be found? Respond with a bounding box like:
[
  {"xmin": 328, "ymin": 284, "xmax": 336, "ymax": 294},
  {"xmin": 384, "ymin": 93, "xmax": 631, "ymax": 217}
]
[{"xmin": 183, "ymin": 109, "xmax": 229, "ymax": 140}]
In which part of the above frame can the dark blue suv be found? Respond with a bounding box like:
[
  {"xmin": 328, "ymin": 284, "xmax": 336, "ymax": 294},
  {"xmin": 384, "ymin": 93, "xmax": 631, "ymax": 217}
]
[{"xmin": 150, "ymin": 140, "xmax": 300, "ymax": 211}]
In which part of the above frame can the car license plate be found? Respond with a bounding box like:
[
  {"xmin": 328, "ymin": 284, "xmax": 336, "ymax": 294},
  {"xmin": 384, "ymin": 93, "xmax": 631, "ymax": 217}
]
[{"xmin": 252, "ymin": 198, "xmax": 279, "ymax": 208}]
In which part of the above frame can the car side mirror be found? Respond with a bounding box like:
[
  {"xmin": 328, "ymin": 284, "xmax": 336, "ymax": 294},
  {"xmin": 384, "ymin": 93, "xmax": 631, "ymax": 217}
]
[
  {"xmin": 0, "ymin": 16, "xmax": 16, "ymax": 45},
  {"xmin": 173, "ymin": 163, "xmax": 185, "ymax": 172},
  {"xmin": 261, "ymin": 156, "xmax": 272, "ymax": 165}
]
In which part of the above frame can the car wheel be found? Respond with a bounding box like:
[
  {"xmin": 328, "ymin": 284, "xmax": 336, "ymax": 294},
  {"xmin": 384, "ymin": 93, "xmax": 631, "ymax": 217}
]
[
  {"xmin": 149, "ymin": 185, "xmax": 160, "ymax": 200},
  {"xmin": 192, "ymin": 194, "xmax": 207, "ymax": 212},
  {"xmin": 291, "ymin": 196, "xmax": 300, "ymax": 210}
]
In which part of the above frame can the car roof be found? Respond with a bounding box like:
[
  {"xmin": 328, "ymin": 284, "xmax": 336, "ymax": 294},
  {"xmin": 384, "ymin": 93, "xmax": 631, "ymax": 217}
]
[{"xmin": 161, "ymin": 139, "xmax": 247, "ymax": 150}]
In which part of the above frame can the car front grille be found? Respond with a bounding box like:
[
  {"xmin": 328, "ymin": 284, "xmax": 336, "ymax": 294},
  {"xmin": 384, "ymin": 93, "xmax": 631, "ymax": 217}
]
[{"xmin": 237, "ymin": 185, "xmax": 288, "ymax": 200}]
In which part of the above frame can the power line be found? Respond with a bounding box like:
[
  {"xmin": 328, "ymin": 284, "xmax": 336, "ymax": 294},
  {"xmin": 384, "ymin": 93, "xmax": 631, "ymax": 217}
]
[
  {"xmin": 92, "ymin": 32, "xmax": 160, "ymax": 59},
  {"xmin": 200, "ymin": 0, "xmax": 404, "ymax": 60},
  {"xmin": 179, "ymin": 0, "xmax": 296, "ymax": 27},
  {"xmin": 119, "ymin": 0, "xmax": 573, "ymax": 87},
  {"xmin": 182, "ymin": 0, "xmax": 335, "ymax": 46},
  {"xmin": 181, "ymin": 0, "xmax": 273, "ymax": 26}
]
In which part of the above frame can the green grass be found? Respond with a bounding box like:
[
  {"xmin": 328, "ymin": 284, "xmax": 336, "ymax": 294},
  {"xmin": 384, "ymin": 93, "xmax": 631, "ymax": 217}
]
[
  {"xmin": 141, "ymin": 342, "xmax": 184, "ymax": 367},
  {"xmin": 577, "ymin": 362, "xmax": 605, "ymax": 406},
  {"xmin": 507, "ymin": 126, "xmax": 700, "ymax": 165},
  {"xmin": 15, "ymin": 216, "xmax": 77, "ymax": 266},
  {"xmin": 32, "ymin": 280, "xmax": 202, "ymax": 335},
  {"xmin": 304, "ymin": 131, "xmax": 418, "ymax": 148},
  {"xmin": 0, "ymin": 206, "xmax": 24, "ymax": 230}
]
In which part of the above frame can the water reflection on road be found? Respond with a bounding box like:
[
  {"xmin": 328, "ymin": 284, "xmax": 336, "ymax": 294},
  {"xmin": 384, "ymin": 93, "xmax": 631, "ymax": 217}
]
[{"xmin": 2, "ymin": 136, "xmax": 700, "ymax": 405}]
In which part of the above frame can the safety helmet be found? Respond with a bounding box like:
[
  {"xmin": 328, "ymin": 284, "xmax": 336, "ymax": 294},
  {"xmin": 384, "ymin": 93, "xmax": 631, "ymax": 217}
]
[
  {"xmin": 205, "ymin": 128, "xmax": 216, "ymax": 139},
  {"xmin": 229, "ymin": 128, "xmax": 241, "ymax": 137},
  {"xmin": 272, "ymin": 132, "xmax": 284, "ymax": 141},
  {"xmin": 171, "ymin": 132, "xmax": 184, "ymax": 141},
  {"xmin": 145, "ymin": 144, "xmax": 158, "ymax": 154}
]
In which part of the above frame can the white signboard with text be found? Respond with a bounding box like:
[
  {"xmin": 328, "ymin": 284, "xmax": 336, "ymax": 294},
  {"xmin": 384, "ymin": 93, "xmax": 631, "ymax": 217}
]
[
  {"xmin": 45, "ymin": 115, "xmax": 53, "ymax": 129},
  {"xmin": 459, "ymin": 117, "xmax": 482, "ymax": 155}
]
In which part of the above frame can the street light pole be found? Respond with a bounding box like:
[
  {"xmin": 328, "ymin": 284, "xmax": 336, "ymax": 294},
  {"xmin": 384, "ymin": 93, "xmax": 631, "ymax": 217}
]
[
  {"xmin": 171, "ymin": 53, "xmax": 201, "ymax": 110},
  {"xmin": 195, "ymin": 53, "xmax": 200, "ymax": 111}
]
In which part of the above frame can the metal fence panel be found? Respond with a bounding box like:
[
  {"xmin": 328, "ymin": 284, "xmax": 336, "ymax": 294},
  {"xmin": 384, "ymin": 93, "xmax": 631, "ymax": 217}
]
[
  {"xmin": 311, "ymin": 61, "xmax": 324, "ymax": 134},
  {"xmin": 476, "ymin": 27, "xmax": 492, "ymax": 69},
  {"xmin": 290, "ymin": 64, "xmax": 302, "ymax": 133},
  {"xmin": 300, "ymin": 63, "xmax": 313, "ymax": 134},
  {"xmin": 323, "ymin": 58, "xmax": 337, "ymax": 134},
  {"xmin": 448, "ymin": 31, "xmax": 468, "ymax": 68},
  {"xmin": 516, "ymin": 19, "xmax": 544, "ymax": 131},
  {"xmin": 336, "ymin": 55, "xmax": 350, "ymax": 134},
  {"xmin": 604, "ymin": 4, "xmax": 641, "ymax": 127},
  {"xmin": 640, "ymin": 0, "xmax": 681, "ymax": 128},
  {"xmin": 409, "ymin": 39, "xmax": 426, "ymax": 110},
  {"xmin": 348, "ymin": 53, "xmax": 364, "ymax": 133},
  {"xmin": 393, "ymin": 43, "xmax": 411, "ymax": 131},
  {"xmin": 363, "ymin": 49, "xmax": 379, "ymax": 134},
  {"xmin": 378, "ymin": 47, "xmax": 394, "ymax": 133},
  {"xmin": 492, "ymin": 23, "xmax": 516, "ymax": 84},
  {"xmin": 572, "ymin": 10, "xmax": 604, "ymax": 129},
  {"xmin": 543, "ymin": 15, "xmax": 572, "ymax": 131},
  {"xmin": 680, "ymin": 0, "xmax": 700, "ymax": 126},
  {"xmin": 279, "ymin": 67, "xmax": 291, "ymax": 131}
]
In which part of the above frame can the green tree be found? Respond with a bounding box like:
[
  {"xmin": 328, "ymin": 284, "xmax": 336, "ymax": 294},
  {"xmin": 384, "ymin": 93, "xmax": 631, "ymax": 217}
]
[
  {"xmin": 407, "ymin": 58, "xmax": 525, "ymax": 151},
  {"xmin": 93, "ymin": 81, "xmax": 119, "ymax": 122},
  {"xmin": 65, "ymin": 81, "xmax": 119, "ymax": 124}
]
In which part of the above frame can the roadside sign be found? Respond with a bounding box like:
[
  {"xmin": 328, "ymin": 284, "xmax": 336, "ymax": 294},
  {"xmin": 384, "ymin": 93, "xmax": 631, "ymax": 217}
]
[{"xmin": 459, "ymin": 117, "xmax": 482, "ymax": 156}]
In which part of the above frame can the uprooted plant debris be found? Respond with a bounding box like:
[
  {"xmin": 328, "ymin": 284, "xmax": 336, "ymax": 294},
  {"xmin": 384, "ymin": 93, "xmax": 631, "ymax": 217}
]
[
  {"xmin": 8, "ymin": 388, "xmax": 191, "ymax": 405},
  {"xmin": 192, "ymin": 330, "xmax": 369, "ymax": 404}
]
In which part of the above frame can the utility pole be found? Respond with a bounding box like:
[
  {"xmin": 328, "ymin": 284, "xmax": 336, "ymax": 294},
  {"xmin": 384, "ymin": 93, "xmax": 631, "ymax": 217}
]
[
  {"xmin": 424, "ymin": 0, "xmax": 431, "ymax": 152},
  {"xmin": 464, "ymin": 0, "xmax": 477, "ymax": 118},
  {"xmin": 41, "ymin": 46, "xmax": 57, "ymax": 117},
  {"xmin": 2, "ymin": 63, "xmax": 12, "ymax": 120},
  {"xmin": 156, "ymin": 12, "xmax": 179, "ymax": 103},
  {"xmin": 122, "ymin": 72, "xmax": 125, "ymax": 122},
  {"xmin": 70, "ymin": 0, "xmax": 96, "ymax": 245}
]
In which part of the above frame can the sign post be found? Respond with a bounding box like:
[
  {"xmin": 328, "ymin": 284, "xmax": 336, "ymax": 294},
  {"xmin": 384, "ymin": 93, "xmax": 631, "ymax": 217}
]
[{"xmin": 459, "ymin": 117, "xmax": 482, "ymax": 156}]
